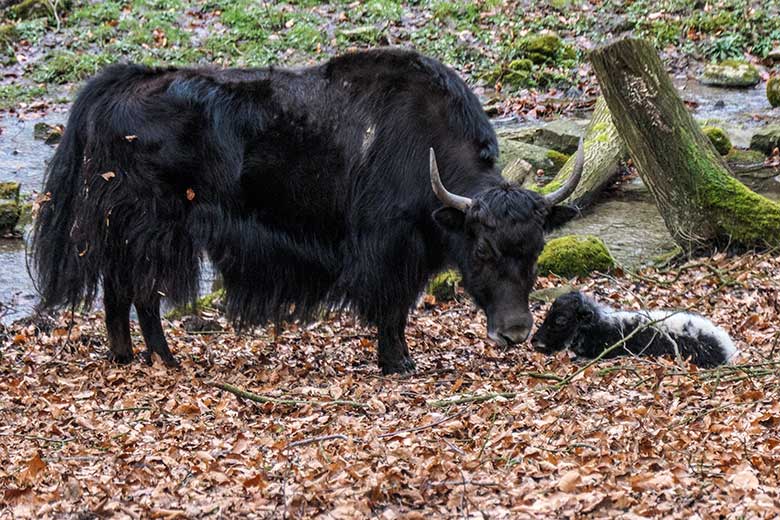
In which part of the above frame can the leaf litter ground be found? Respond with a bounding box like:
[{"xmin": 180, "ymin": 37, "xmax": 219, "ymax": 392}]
[{"xmin": 1, "ymin": 252, "xmax": 779, "ymax": 518}]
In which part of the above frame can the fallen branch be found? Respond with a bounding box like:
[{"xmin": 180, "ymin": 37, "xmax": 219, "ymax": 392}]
[
  {"xmin": 211, "ymin": 382, "xmax": 368, "ymax": 409},
  {"xmin": 427, "ymin": 392, "xmax": 517, "ymax": 408},
  {"xmin": 286, "ymin": 434, "xmax": 350, "ymax": 449},
  {"xmin": 378, "ymin": 409, "xmax": 467, "ymax": 438}
]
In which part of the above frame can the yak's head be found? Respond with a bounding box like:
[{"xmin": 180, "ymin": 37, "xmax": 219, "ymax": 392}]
[
  {"xmin": 530, "ymin": 291, "xmax": 590, "ymax": 354},
  {"xmin": 429, "ymin": 140, "xmax": 584, "ymax": 347}
]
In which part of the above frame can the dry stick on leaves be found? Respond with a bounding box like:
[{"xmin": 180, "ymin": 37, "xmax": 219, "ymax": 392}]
[
  {"xmin": 286, "ymin": 434, "xmax": 350, "ymax": 449},
  {"xmin": 211, "ymin": 382, "xmax": 368, "ymax": 409},
  {"xmin": 434, "ymin": 313, "xmax": 691, "ymax": 408},
  {"xmin": 284, "ymin": 410, "xmax": 468, "ymax": 449}
]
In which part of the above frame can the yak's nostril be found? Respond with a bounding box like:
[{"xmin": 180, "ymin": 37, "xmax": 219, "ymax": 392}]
[
  {"xmin": 501, "ymin": 326, "xmax": 531, "ymax": 345},
  {"xmin": 487, "ymin": 329, "xmax": 508, "ymax": 347}
]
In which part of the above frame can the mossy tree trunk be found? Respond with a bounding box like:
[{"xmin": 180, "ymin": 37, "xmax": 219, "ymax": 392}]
[
  {"xmin": 540, "ymin": 96, "xmax": 626, "ymax": 208},
  {"xmin": 591, "ymin": 37, "xmax": 780, "ymax": 251}
]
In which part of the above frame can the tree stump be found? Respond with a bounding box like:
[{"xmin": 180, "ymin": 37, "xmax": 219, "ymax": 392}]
[{"xmin": 591, "ymin": 37, "xmax": 780, "ymax": 251}]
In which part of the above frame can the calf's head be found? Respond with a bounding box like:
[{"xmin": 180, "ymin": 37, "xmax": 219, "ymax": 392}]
[
  {"xmin": 530, "ymin": 291, "xmax": 590, "ymax": 353},
  {"xmin": 430, "ymin": 140, "xmax": 584, "ymax": 347}
]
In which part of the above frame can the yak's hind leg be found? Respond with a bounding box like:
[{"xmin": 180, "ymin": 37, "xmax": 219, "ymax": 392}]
[
  {"xmin": 378, "ymin": 310, "xmax": 416, "ymax": 375},
  {"xmin": 103, "ymin": 277, "xmax": 134, "ymax": 364},
  {"xmin": 136, "ymin": 297, "xmax": 179, "ymax": 367}
]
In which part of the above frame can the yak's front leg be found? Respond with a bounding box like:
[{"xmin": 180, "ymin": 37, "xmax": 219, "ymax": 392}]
[
  {"xmin": 103, "ymin": 277, "xmax": 134, "ymax": 364},
  {"xmin": 135, "ymin": 297, "xmax": 179, "ymax": 367},
  {"xmin": 377, "ymin": 312, "xmax": 416, "ymax": 375}
]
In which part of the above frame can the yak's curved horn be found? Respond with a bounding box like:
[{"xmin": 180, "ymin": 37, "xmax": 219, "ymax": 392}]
[
  {"xmin": 430, "ymin": 148, "xmax": 472, "ymax": 211},
  {"xmin": 543, "ymin": 136, "xmax": 585, "ymax": 206}
]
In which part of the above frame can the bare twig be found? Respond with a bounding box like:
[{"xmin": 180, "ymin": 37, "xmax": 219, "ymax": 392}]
[
  {"xmin": 210, "ymin": 382, "xmax": 368, "ymax": 409},
  {"xmin": 286, "ymin": 434, "xmax": 350, "ymax": 449},
  {"xmin": 427, "ymin": 392, "xmax": 517, "ymax": 408},
  {"xmin": 378, "ymin": 409, "xmax": 467, "ymax": 438}
]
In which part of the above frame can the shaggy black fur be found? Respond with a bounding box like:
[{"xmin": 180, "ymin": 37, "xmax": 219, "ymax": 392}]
[
  {"xmin": 32, "ymin": 48, "xmax": 576, "ymax": 374},
  {"xmin": 531, "ymin": 292, "xmax": 737, "ymax": 368}
]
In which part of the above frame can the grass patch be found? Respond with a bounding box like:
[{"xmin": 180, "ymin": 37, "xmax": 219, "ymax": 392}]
[
  {"xmin": 0, "ymin": 84, "xmax": 48, "ymax": 110},
  {"xmin": 31, "ymin": 50, "xmax": 116, "ymax": 84}
]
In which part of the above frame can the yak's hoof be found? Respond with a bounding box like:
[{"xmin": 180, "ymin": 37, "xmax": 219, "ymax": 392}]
[
  {"xmin": 141, "ymin": 348, "xmax": 180, "ymax": 368},
  {"xmin": 380, "ymin": 355, "xmax": 416, "ymax": 375},
  {"xmin": 107, "ymin": 350, "xmax": 134, "ymax": 365}
]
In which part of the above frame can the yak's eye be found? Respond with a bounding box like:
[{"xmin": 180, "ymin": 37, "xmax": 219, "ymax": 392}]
[{"xmin": 475, "ymin": 243, "xmax": 492, "ymax": 261}]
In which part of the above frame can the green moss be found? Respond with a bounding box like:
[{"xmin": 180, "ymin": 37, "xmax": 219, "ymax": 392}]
[
  {"xmin": 164, "ymin": 289, "xmax": 225, "ymax": 320},
  {"xmin": 700, "ymin": 61, "xmax": 760, "ymax": 87},
  {"xmin": 546, "ymin": 149, "xmax": 570, "ymax": 171},
  {"xmin": 535, "ymin": 179, "xmax": 562, "ymax": 195},
  {"xmin": 426, "ymin": 270, "xmax": 461, "ymax": 301},
  {"xmin": 0, "ymin": 201, "xmax": 21, "ymax": 234},
  {"xmin": 0, "ymin": 182, "xmax": 21, "ymax": 201},
  {"xmin": 16, "ymin": 203, "xmax": 33, "ymax": 231},
  {"xmin": 31, "ymin": 50, "xmax": 116, "ymax": 84},
  {"xmin": 702, "ymin": 126, "xmax": 732, "ymax": 155},
  {"xmin": 684, "ymin": 128, "xmax": 780, "ymax": 245},
  {"xmin": 508, "ymin": 58, "xmax": 533, "ymax": 72},
  {"xmin": 768, "ymin": 76, "xmax": 780, "ymax": 108},
  {"xmin": 518, "ymin": 32, "xmax": 562, "ymax": 63},
  {"xmin": 537, "ymin": 235, "xmax": 615, "ymax": 278},
  {"xmin": 0, "ymin": 84, "xmax": 48, "ymax": 111},
  {"xmin": 8, "ymin": 0, "xmax": 52, "ymax": 20},
  {"xmin": 336, "ymin": 25, "xmax": 382, "ymax": 45},
  {"xmin": 725, "ymin": 148, "xmax": 766, "ymax": 165},
  {"xmin": 503, "ymin": 70, "xmax": 531, "ymax": 88}
]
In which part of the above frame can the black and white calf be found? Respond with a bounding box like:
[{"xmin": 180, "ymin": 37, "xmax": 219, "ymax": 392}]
[{"xmin": 531, "ymin": 292, "xmax": 737, "ymax": 368}]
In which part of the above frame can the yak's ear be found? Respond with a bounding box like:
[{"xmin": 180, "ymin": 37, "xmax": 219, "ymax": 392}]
[
  {"xmin": 433, "ymin": 207, "xmax": 466, "ymax": 232},
  {"xmin": 544, "ymin": 204, "xmax": 579, "ymax": 232}
]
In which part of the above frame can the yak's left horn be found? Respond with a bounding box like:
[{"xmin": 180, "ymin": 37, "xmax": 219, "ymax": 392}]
[
  {"xmin": 430, "ymin": 148, "xmax": 472, "ymax": 212},
  {"xmin": 543, "ymin": 137, "xmax": 584, "ymax": 206}
]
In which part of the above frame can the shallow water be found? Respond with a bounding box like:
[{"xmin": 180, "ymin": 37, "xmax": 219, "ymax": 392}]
[{"xmin": 675, "ymin": 78, "xmax": 778, "ymax": 148}]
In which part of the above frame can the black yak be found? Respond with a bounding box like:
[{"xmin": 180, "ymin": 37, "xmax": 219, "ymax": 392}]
[
  {"xmin": 531, "ymin": 292, "xmax": 737, "ymax": 368},
  {"xmin": 32, "ymin": 49, "xmax": 583, "ymax": 374}
]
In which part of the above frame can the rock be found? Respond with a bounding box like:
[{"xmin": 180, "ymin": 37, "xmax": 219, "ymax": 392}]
[
  {"xmin": 181, "ymin": 315, "xmax": 223, "ymax": 333},
  {"xmin": 546, "ymin": 149, "xmax": 570, "ymax": 171},
  {"xmin": 726, "ymin": 148, "xmax": 766, "ymax": 167},
  {"xmin": 531, "ymin": 119, "xmax": 589, "ymax": 154},
  {"xmin": 700, "ymin": 60, "xmax": 760, "ymax": 88},
  {"xmin": 164, "ymin": 288, "xmax": 225, "ymax": 320},
  {"xmin": 495, "ymin": 126, "xmax": 539, "ymax": 144},
  {"xmin": 0, "ymin": 181, "xmax": 20, "ymax": 200},
  {"xmin": 33, "ymin": 122, "xmax": 64, "ymax": 145},
  {"xmin": 767, "ymin": 76, "xmax": 780, "ymax": 108},
  {"xmin": 607, "ymin": 15, "xmax": 634, "ymax": 34},
  {"xmin": 0, "ymin": 181, "xmax": 21, "ymax": 236},
  {"xmin": 501, "ymin": 158, "xmax": 534, "ymax": 185},
  {"xmin": 480, "ymin": 59, "xmax": 534, "ymax": 89},
  {"xmin": 517, "ymin": 32, "xmax": 565, "ymax": 64},
  {"xmin": 426, "ymin": 270, "xmax": 461, "ymax": 301},
  {"xmin": 537, "ymin": 235, "xmax": 615, "ymax": 278},
  {"xmin": 702, "ymin": 126, "xmax": 732, "ymax": 155},
  {"xmin": 497, "ymin": 139, "xmax": 557, "ymax": 175},
  {"xmin": 750, "ymin": 125, "xmax": 780, "ymax": 154}
]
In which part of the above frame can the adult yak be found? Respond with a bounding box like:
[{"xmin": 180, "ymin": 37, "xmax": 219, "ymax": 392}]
[{"xmin": 32, "ymin": 48, "xmax": 583, "ymax": 374}]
